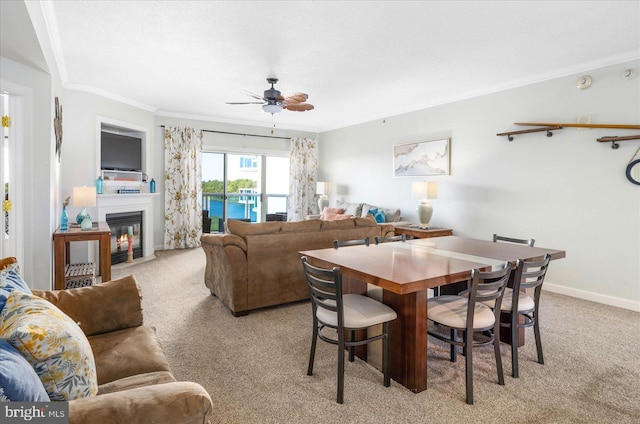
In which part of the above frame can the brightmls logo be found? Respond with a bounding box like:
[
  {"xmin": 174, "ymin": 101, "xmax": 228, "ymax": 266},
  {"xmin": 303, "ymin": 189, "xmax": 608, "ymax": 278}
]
[
  {"xmin": 2, "ymin": 403, "xmax": 68, "ymax": 423},
  {"xmin": 5, "ymin": 405, "xmax": 46, "ymax": 420}
]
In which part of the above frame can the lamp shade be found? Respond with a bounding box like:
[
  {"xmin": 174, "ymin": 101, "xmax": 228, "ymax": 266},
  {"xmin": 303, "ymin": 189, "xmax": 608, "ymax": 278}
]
[
  {"xmin": 316, "ymin": 182, "xmax": 330, "ymax": 195},
  {"xmin": 73, "ymin": 186, "xmax": 97, "ymax": 207},
  {"xmin": 411, "ymin": 181, "xmax": 438, "ymax": 199}
]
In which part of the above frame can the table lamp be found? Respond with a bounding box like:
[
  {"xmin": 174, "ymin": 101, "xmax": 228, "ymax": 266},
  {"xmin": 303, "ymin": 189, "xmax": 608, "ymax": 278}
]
[
  {"xmin": 316, "ymin": 182, "xmax": 330, "ymax": 212},
  {"xmin": 73, "ymin": 186, "xmax": 96, "ymax": 230},
  {"xmin": 411, "ymin": 181, "xmax": 438, "ymax": 229}
]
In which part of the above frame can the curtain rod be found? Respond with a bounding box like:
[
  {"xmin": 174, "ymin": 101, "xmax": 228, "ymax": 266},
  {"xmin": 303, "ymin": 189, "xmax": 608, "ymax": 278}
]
[{"xmin": 160, "ymin": 125, "xmax": 291, "ymax": 140}]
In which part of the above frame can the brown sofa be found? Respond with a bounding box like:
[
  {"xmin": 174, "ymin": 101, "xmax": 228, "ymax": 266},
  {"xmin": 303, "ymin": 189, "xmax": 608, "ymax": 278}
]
[
  {"xmin": 32, "ymin": 275, "xmax": 213, "ymax": 424},
  {"xmin": 201, "ymin": 216, "xmax": 395, "ymax": 316}
]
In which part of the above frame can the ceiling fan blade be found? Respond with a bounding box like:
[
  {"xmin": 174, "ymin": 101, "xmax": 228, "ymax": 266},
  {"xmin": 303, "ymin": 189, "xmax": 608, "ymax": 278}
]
[
  {"xmin": 244, "ymin": 90, "xmax": 266, "ymax": 101},
  {"xmin": 283, "ymin": 93, "xmax": 309, "ymax": 104},
  {"xmin": 226, "ymin": 101, "xmax": 266, "ymax": 105},
  {"xmin": 284, "ymin": 103, "xmax": 314, "ymax": 111}
]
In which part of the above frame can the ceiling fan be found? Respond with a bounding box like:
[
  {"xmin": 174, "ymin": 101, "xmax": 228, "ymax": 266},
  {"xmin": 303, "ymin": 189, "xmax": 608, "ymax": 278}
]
[{"xmin": 226, "ymin": 78, "xmax": 314, "ymax": 114}]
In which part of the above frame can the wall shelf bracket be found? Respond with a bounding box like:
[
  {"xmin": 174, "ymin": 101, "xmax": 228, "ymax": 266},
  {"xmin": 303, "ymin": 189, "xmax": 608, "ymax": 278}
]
[
  {"xmin": 497, "ymin": 126, "xmax": 562, "ymax": 141},
  {"xmin": 596, "ymin": 135, "xmax": 640, "ymax": 150}
]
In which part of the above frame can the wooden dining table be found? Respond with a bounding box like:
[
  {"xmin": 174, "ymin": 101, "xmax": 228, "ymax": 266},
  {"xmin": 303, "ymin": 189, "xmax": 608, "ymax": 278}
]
[{"xmin": 299, "ymin": 235, "xmax": 565, "ymax": 393}]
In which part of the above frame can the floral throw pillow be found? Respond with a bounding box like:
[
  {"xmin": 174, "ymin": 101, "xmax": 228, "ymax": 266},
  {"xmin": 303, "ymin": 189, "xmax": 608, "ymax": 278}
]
[{"xmin": 0, "ymin": 291, "xmax": 98, "ymax": 401}]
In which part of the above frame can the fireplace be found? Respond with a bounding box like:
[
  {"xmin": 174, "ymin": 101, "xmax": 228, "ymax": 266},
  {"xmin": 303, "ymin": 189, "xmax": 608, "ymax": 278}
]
[{"xmin": 106, "ymin": 211, "xmax": 143, "ymax": 264}]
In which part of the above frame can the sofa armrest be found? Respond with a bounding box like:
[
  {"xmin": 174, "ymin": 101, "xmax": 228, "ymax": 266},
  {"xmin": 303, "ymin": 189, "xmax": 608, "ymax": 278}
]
[
  {"xmin": 200, "ymin": 233, "xmax": 247, "ymax": 252},
  {"xmin": 69, "ymin": 381, "xmax": 213, "ymax": 424},
  {"xmin": 32, "ymin": 275, "xmax": 143, "ymax": 336},
  {"xmin": 200, "ymin": 233, "xmax": 249, "ymax": 314}
]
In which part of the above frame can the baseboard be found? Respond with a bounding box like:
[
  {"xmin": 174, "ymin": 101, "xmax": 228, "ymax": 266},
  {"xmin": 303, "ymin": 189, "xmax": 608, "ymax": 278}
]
[{"xmin": 544, "ymin": 282, "xmax": 640, "ymax": 312}]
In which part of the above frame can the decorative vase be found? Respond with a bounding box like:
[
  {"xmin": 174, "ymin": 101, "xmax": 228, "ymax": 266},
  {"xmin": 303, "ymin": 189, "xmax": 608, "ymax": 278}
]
[
  {"xmin": 76, "ymin": 208, "xmax": 90, "ymax": 225},
  {"xmin": 150, "ymin": 178, "xmax": 156, "ymax": 193},
  {"xmin": 60, "ymin": 206, "xmax": 68, "ymax": 231},
  {"xmin": 96, "ymin": 176, "xmax": 104, "ymax": 194},
  {"xmin": 80, "ymin": 217, "xmax": 93, "ymax": 231}
]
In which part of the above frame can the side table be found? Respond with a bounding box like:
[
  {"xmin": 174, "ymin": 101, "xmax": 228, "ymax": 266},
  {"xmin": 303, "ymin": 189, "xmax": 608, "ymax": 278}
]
[
  {"xmin": 393, "ymin": 225, "xmax": 453, "ymax": 239},
  {"xmin": 53, "ymin": 222, "xmax": 111, "ymax": 290}
]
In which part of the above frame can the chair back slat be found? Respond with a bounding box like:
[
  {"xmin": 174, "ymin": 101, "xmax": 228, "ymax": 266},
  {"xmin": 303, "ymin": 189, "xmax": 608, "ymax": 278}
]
[
  {"xmin": 493, "ymin": 234, "xmax": 535, "ymax": 247},
  {"xmin": 333, "ymin": 237, "xmax": 370, "ymax": 249},
  {"xmin": 375, "ymin": 234, "xmax": 407, "ymax": 244},
  {"xmin": 515, "ymin": 254, "xmax": 551, "ymax": 291},
  {"xmin": 301, "ymin": 256, "xmax": 344, "ymax": 319},
  {"xmin": 466, "ymin": 262, "xmax": 512, "ymax": 326},
  {"xmin": 469, "ymin": 263, "xmax": 512, "ymax": 303}
]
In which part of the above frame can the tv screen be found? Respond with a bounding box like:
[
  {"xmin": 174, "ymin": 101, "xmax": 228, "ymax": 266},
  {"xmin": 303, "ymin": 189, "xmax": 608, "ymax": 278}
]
[{"xmin": 101, "ymin": 132, "xmax": 142, "ymax": 172}]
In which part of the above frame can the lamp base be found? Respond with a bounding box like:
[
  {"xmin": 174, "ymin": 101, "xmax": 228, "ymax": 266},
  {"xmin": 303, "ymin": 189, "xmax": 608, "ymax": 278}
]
[
  {"xmin": 76, "ymin": 207, "xmax": 91, "ymax": 225},
  {"xmin": 318, "ymin": 195, "xmax": 329, "ymax": 213},
  {"xmin": 417, "ymin": 200, "xmax": 433, "ymax": 229}
]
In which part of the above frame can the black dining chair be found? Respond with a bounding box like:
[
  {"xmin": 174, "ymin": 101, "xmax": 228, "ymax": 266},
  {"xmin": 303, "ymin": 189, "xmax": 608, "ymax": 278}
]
[
  {"xmin": 427, "ymin": 261, "xmax": 512, "ymax": 405},
  {"xmin": 300, "ymin": 256, "xmax": 397, "ymax": 404},
  {"xmin": 483, "ymin": 254, "xmax": 551, "ymax": 378},
  {"xmin": 374, "ymin": 234, "xmax": 407, "ymax": 244},
  {"xmin": 333, "ymin": 237, "xmax": 370, "ymax": 249}
]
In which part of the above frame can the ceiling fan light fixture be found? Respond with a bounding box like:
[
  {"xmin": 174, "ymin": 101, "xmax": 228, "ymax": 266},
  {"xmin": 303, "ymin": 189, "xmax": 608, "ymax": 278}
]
[{"xmin": 262, "ymin": 104, "xmax": 283, "ymax": 114}]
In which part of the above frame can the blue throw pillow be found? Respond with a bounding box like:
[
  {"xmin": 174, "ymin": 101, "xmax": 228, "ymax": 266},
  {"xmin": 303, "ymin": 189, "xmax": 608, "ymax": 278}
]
[
  {"xmin": 367, "ymin": 208, "xmax": 386, "ymax": 223},
  {"xmin": 0, "ymin": 264, "xmax": 32, "ymax": 312},
  {"xmin": 0, "ymin": 338, "xmax": 50, "ymax": 402}
]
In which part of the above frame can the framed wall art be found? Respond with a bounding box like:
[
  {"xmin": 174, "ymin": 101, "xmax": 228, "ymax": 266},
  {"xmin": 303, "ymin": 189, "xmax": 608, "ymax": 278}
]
[{"xmin": 393, "ymin": 138, "xmax": 450, "ymax": 177}]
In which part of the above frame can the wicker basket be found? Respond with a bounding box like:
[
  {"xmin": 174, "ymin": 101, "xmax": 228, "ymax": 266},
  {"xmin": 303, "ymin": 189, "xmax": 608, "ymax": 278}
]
[{"xmin": 65, "ymin": 262, "xmax": 96, "ymax": 289}]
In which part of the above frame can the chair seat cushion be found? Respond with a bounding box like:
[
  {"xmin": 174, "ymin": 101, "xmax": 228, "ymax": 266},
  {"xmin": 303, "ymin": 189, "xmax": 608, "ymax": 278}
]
[
  {"xmin": 428, "ymin": 295, "xmax": 495, "ymax": 329},
  {"xmin": 316, "ymin": 294, "xmax": 397, "ymax": 329},
  {"xmin": 482, "ymin": 288, "xmax": 535, "ymax": 312}
]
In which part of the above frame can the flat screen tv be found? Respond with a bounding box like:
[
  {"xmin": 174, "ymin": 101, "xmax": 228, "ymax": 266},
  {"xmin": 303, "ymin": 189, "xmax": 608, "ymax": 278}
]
[{"xmin": 101, "ymin": 132, "xmax": 142, "ymax": 172}]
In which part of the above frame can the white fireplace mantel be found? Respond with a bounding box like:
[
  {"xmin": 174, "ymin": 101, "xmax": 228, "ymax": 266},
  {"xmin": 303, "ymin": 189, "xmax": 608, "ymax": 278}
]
[{"xmin": 97, "ymin": 194, "xmax": 156, "ymax": 261}]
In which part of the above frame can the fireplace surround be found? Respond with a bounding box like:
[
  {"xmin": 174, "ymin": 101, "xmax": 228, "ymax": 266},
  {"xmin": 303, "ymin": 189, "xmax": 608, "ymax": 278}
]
[{"xmin": 96, "ymin": 193, "xmax": 155, "ymax": 267}]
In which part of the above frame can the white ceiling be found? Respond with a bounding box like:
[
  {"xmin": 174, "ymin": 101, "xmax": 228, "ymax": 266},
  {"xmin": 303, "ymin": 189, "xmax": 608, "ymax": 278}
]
[{"xmin": 37, "ymin": 1, "xmax": 640, "ymax": 132}]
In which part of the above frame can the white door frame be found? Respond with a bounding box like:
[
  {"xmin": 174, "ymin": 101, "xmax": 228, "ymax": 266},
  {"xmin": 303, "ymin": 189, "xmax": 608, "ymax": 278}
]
[{"xmin": 0, "ymin": 80, "xmax": 28, "ymax": 265}]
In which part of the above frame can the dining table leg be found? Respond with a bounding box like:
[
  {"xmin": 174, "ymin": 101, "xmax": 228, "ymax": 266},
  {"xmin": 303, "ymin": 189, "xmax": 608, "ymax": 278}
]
[{"xmin": 383, "ymin": 289, "xmax": 429, "ymax": 393}]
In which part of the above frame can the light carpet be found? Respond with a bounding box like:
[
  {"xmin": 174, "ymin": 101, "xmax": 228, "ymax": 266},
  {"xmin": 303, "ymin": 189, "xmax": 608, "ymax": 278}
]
[{"xmin": 111, "ymin": 248, "xmax": 640, "ymax": 424}]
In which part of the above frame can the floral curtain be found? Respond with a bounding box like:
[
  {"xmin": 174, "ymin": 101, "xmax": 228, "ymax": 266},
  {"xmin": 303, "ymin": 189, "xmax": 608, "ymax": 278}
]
[
  {"xmin": 288, "ymin": 137, "xmax": 318, "ymax": 221},
  {"xmin": 163, "ymin": 126, "xmax": 203, "ymax": 249}
]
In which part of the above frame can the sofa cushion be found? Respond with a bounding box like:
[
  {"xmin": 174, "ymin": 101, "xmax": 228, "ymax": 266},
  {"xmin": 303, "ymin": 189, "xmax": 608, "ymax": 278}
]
[
  {"xmin": 320, "ymin": 207, "xmax": 345, "ymax": 220},
  {"xmin": 0, "ymin": 337, "xmax": 50, "ymax": 401},
  {"xmin": 33, "ymin": 274, "xmax": 143, "ymax": 337},
  {"xmin": 335, "ymin": 200, "xmax": 363, "ymax": 217},
  {"xmin": 367, "ymin": 208, "xmax": 386, "ymax": 223},
  {"xmin": 324, "ymin": 213, "xmax": 354, "ymax": 220},
  {"xmin": 0, "ymin": 261, "xmax": 31, "ymax": 312},
  {"xmin": 97, "ymin": 371, "xmax": 176, "ymax": 395},
  {"xmin": 0, "ymin": 291, "xmax": 98, "ymax": 401},
  {"xmin": 361, "ymin": 203, "xmax": 402, "ymax": 222},
  {"xmin": 0, "ymin": 256, "xmax": 18, "ymax": 271},
  {"xmin": 279, "ymin": 219, "xmax": 322, "ymax": 233},
  {"xmin": 89, "ymin": 326, "xmax": 172, "ymax": 385},
  {"xmin": 227, "ymin": 220, "xmax": 282, "ymax": 237}
]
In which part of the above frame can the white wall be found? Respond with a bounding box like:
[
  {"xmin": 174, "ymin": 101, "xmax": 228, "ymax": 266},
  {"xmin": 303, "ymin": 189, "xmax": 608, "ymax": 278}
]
[
  {"xmin": 58, "ymin": 90, "xmax": 155, "ymax": 262},
  {"xmin": 319, "ymin": 60, "xmax": 640, "ymax": 311}
]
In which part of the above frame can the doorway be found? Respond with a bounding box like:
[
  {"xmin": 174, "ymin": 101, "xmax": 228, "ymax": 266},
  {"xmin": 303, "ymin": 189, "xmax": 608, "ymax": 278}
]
[
  {"xmin": 0, "ymin": 92, "xmax": 21, "ymax": 261},
  {"xmin": 202, "ymin": 152, "xmax": 289, "ymax": 232}
]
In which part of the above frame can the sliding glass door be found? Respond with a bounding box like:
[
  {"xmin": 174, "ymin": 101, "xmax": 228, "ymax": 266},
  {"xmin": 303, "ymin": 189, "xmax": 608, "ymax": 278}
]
[{"xmin": 202, "ymin": 152, "xmax": 289, "ymax": 232}]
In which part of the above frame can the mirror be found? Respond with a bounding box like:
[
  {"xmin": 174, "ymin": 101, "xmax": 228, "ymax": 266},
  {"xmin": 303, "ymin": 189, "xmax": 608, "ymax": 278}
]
[{"xmin": 626, "ymin": 159, "xmax": 640, "ymax": 185}]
